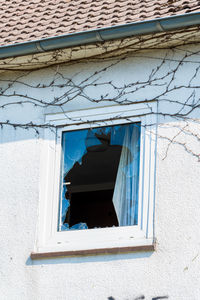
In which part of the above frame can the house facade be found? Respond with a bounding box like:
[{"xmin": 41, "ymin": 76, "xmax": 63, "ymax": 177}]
[{"xmin": 0, "ymin": 1, "xmax": 200, "ymax": 300}]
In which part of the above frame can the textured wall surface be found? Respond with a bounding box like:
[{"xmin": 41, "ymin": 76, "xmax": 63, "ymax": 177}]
[{"xmin": 0, "ymin": 45, "xmax": 200, "ymax": 300}]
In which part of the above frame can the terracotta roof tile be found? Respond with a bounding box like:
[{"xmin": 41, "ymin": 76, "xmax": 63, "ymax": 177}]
[{"xmin": 0, "ymin": 0, "xmax": 200, "ymax": 46}]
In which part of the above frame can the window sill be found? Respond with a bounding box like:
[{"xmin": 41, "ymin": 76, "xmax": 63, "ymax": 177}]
[{"xmin": 31, "ymin": 243, "xmax": 156, "ymax": 259}]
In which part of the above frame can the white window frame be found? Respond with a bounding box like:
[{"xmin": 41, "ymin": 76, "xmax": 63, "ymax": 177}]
[{"xmin": 35, "ymin": 102, "xmax": 157, "ymax": 254}]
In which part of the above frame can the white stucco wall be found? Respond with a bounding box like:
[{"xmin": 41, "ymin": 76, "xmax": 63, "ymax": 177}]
[{"xmin": 0, "ymin": 44, "xmax": 200, "ymax": 300}]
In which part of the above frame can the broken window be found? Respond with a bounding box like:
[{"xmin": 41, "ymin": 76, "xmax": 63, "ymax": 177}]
[{"xmin": 59, "ymin": 123, "xmax": 141, "ymax": 231}]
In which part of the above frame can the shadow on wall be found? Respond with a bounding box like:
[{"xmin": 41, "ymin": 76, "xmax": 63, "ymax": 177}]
[
  {"xmin": 27, "ymin": 251, "xmax": 153, "ymax": 266},
  {"xmin": 108, "ymin": 296, "xmax": 169, "ymax": 300}
]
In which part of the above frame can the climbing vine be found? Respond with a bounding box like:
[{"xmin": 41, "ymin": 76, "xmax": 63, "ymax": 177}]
[{"xmin": 0, "ymin": 26, "xmax": 200, "ymax": 160}]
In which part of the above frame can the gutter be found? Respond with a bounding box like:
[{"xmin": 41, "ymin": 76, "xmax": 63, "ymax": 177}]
[{"xmin": 0, "ymin": 11, "xmax": 200, "ymax": 59}]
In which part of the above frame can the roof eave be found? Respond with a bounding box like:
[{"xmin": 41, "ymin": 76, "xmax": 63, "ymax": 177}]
[{"xmin": 0, "ymin": 11, "xmax": 200, "ymax": 59}]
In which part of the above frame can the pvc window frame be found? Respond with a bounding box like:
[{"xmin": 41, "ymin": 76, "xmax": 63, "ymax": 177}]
[{"xmin": 35, "ymin": 102, "xmax": 157, "ymax": 255}]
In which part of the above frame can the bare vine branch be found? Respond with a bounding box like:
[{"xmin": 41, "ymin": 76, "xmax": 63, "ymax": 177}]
[{"xmin": 1, "ymin": 27, "xmax": 200, "ymax": 160}]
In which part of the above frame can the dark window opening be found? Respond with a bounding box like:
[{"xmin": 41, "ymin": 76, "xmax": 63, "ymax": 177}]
[
  {"xmin": 63, "ymin": 135, "xmax": 122, "ymax": 229},
  {"xmin": 65, "ymin": 189, "xmax": 119, "ymax": 228}
]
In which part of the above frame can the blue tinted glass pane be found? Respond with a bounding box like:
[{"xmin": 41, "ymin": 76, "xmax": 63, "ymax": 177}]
[{"xmin": 59, "ymin": 123, "xmax": 140, "ymax": 231}]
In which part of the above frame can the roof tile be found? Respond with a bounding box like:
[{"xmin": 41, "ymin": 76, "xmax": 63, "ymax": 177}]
[{"xmin": 0, "ymin": 0, "xmax": 200, "ymax": 46}]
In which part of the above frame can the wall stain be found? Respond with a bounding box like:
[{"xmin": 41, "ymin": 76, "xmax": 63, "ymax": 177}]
[
  {"xmin": 183, "ymin": 252, "xmax": 199, "ymax": 271},
  {"xmin": 192, "ymin": 253, "xmax": 199, "ymax": 262},
  {"xmin": 152, "ymin": 297, "xmax": 169, "ymax": 300}
]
